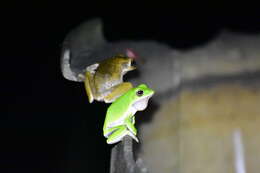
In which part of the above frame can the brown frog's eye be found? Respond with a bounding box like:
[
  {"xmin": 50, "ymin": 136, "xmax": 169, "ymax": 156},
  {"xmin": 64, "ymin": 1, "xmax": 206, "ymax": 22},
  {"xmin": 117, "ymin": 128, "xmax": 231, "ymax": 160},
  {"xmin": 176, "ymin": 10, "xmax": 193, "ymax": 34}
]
[{"xmin": 136, "ymin": 90, "xmax": 143, "ymax": 96}]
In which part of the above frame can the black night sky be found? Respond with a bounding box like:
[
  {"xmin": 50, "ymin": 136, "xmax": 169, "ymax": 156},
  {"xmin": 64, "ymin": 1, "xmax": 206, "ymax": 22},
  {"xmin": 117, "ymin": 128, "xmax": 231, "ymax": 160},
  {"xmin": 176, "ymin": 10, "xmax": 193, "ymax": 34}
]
[{"xmin": 1, "ymin": 3, "xmax": 260, "ymax": 173}]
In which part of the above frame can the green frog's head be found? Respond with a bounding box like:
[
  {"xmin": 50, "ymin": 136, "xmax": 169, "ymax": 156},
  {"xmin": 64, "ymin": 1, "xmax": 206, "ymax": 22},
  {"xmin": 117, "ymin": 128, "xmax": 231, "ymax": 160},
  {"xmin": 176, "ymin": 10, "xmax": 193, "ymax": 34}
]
[{"xmin": 131, "ymin": 84, "xmax": 154, "ymax": 111}]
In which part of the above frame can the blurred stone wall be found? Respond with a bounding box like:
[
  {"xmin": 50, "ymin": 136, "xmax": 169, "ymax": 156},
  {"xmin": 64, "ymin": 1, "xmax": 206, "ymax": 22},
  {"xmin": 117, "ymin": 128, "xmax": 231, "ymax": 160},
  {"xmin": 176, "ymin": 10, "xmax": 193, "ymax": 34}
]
[{"xmin": 136, "ymin": 32, "xmax": 260, "ymax": 173}]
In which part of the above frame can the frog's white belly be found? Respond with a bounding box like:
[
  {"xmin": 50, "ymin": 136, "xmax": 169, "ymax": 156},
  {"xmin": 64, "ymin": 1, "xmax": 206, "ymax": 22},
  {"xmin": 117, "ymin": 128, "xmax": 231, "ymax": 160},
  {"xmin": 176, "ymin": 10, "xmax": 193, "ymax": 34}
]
[{"xmin": 133, "ymin": 96, "xmax": 150, "ymax": 111}]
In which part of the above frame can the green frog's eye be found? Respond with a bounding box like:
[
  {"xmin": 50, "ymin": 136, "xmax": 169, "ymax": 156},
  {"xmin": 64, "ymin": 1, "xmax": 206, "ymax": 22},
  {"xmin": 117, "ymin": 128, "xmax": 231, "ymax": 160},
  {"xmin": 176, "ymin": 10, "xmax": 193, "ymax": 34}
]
[{"xmin": 136, "ymin": 90, "xmax": 143, "ymax": 97}]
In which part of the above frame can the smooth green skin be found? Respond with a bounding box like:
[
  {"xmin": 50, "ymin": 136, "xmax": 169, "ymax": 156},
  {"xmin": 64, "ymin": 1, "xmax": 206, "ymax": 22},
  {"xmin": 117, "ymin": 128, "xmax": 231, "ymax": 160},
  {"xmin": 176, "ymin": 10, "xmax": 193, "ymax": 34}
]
[{"xmin": 103, "ymin": 84, "xmax": 154, "ymax": 144}]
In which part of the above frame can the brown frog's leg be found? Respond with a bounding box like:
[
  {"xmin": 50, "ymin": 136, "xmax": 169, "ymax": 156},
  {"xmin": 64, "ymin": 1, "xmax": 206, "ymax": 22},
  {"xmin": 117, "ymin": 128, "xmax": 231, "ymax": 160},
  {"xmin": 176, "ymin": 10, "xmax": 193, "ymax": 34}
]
[
  {"xmin": 104, "ymin": 82, "xmax": 133, "ymax": 103},
  {"xmin": 83, "ymin": 63, "xmax": 99, "ymax": 103},
  {"xmin": 127, "ymin": 65, "xmax": 136, "ymax": 71},
  {"xmin": 84, "ymin": 71, "xmax": 95, "ymax": 103}
]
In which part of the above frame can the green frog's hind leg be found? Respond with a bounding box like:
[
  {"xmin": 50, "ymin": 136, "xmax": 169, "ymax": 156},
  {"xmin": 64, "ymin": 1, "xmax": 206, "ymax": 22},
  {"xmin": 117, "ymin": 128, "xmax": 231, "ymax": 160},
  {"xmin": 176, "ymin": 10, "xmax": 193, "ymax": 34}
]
[
  {"xmin": 106, "ymin": 125, "xmax": 138, "ymax": 144},
  {"xmin": 104, "ymin": 82, "xmax": 133, "ymax": 103},
  {"xmin": 104, "ymin": 126, "xmax": 119, "ymax": 138}
]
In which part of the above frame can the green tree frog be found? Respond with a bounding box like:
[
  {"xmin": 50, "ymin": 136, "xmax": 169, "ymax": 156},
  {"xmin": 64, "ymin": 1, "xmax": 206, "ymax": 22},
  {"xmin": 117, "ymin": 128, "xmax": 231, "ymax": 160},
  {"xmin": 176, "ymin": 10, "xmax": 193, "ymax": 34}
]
[
  {"xmin": 82, "ymin": 55, "xmax": 136, "ymax": 103},
  {"xmin": 103, "ymin": 84, "xmax": 154, "ymax": 144}
]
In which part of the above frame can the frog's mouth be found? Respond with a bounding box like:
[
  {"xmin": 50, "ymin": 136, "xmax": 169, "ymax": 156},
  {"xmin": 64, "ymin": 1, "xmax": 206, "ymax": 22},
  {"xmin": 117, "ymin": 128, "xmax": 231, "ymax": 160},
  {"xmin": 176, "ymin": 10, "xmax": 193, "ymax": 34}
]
[{"xmin": 133, "ymin": 94, "xmax": 153, "ymax": 111}]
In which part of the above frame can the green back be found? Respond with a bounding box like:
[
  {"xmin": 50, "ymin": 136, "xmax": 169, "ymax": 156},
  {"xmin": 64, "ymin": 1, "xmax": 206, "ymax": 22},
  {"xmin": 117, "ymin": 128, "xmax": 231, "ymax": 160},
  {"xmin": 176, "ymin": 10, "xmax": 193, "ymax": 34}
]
[
  {"xmin": 105, "ymin": 87, "xmax": 135, "ymax": 122},
  {"xmin": 103, "ymin": 84, "xmax": 154, "ymax": 129}
]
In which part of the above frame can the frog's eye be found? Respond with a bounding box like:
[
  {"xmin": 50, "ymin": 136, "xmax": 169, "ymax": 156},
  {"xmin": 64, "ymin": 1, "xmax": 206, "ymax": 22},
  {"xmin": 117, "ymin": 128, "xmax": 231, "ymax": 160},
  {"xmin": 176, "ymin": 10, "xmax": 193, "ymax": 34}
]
[{"xmin": 136, "ymin": 90, "xmax": 143, "ymax": 97}]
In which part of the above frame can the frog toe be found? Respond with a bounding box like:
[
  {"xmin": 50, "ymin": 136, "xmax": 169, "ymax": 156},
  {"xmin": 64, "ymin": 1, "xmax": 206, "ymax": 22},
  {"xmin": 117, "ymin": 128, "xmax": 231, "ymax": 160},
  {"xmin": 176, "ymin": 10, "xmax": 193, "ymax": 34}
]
[
  {"xmin": 106, "ymin": 131, "xmax": 128, "ymax": 144},
  {"xmin": 127, "ymin": 131, "xmax": 139, "ymax": 143}
]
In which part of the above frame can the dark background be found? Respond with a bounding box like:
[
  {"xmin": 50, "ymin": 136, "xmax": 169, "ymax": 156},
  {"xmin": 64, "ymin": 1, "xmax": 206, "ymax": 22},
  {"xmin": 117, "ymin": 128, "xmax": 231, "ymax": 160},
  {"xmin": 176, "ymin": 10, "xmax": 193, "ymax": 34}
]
[{"xmin": 1, "ymin": 3, "xmax": 260, "ymax": 173}]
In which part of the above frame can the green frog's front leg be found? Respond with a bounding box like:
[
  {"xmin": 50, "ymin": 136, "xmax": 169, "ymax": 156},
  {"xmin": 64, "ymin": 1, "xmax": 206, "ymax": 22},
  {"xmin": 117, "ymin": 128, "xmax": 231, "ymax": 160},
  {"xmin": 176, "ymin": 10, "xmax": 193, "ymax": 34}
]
[
  {"xmin": 106, "ymin": 125, "xmax": 138, "ymax": 144},
  {"xmin": 125, "ymin": 117, "xmax": 137, "ymax": 135},
  {"xmin": 131, "ymin": 116, "xmax": 135, "ymax": 124}
]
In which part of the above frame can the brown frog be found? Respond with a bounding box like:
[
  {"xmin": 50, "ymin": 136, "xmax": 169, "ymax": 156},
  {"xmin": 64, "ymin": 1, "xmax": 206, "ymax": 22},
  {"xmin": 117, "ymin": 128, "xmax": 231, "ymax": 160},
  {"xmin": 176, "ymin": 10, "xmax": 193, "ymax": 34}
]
[{"xmin": 81, "ymin": 55, "xmax": 136, "ymax": 103}]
